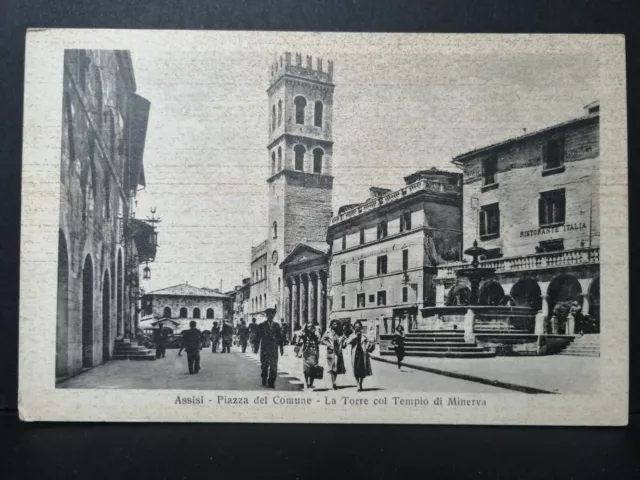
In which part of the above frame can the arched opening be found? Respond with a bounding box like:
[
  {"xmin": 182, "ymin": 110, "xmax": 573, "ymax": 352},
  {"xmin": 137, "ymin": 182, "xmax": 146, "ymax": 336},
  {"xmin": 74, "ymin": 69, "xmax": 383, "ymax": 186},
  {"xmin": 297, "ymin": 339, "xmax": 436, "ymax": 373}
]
[
  {"xmin": 510, "ymin": 278, "xmax": 542, "ymax": 311},
  {"xmin": 271, "ymin": 105, "xmax": 276, "ymax": 131},
  {"xmin": 314, "ymin": 101, "xmax": 323, "ymax": 127},
  {"xmin": 116, "ymin": 250, "xmax": 123, "ymax": 336},
  {"xmin": 548, "ymin": 274, "xmax": 582, "ymax": 315},
  {"xmin": 277, "ymin": 147, "xmax": 282, "ymax": 171},
  {"xmin": 206, "ymin": 308, "xmax": 214, "ymax": 319},
  {"xmin": 271, "ymin": 151, "xmax": 276, "ymax": 175},
  {"xmin": 294, "ymin": 145, "xmax": 305, "ymax": 171},
  {"xmin": 65, "ymin": 91, "xmax": 76, "ymax": 169},
  {"xmin": 82, "ymin": 254, "xmax": 94, "ymax": 368},
  {"xmin": 163, "ymin": 306, "xmax": 172, "ymax": 318},
  {"xmin": 277, "ymin": 100, "xmax": 282, "ymax": 125},
  {"xmin": 479, "ymin": 281, "xmax": 504, "ymax": 306},
  {"xmin": 193, "ymin": 307, "xmax": 201, "ymax": 319},
  {"xmin": 588, "ymin": 276, "xmax": 600, "ymax": 333},
  {"xmin": 313, "ymin": 148, "xmax": 324, "ymax": 174},
  {"xmin": 294, "ymin": 96, "xmax": 307, "ymax": 125},
  {"xmin": 56, "ymin": 230, "xmax": 69, "ymax": 378},
  {"xmin": 273, "ymin": 221, "xmax": 278, "ymax": 239},
  {"xmin": 102, "ymin": 270, "xmax": 111, "ymax": 361},
  {"xmin": 179, "ymin": 307, "xmax": 188, "ymax": 318},
  {"xmin": 446, "ymin": 284, "xmax": 470, "ymax": 306}
]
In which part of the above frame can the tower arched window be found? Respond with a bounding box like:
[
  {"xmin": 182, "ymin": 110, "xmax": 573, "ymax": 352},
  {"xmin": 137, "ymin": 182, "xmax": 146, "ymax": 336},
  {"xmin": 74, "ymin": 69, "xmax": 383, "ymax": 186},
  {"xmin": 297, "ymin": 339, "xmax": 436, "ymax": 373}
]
[
  {"xmin": 271, "ymin": 151, "xmax": 276, "ymax": 175},
  {"xmin": 193, "ymin": 307, "xmax": 201, "ymax": 319},
  {"xmin": 179, "ymin": 307, "xmax": 188, "ymax": 318},
  {"xmin": 206, "ymin": 308, "xmax": 214, "ymax": 319},
  {"xmin": 294, "ymin": 145, "xmax": 306, "ymax": 171},
  {"xmin": 271, "ymin": 105, "xmax": 276, "ymax": 131},
  {"xmin": 313, "ymin": 148, "xmax": 324, "ymax": 174},
  {"xmin": 277, "ymin": 100, "xmax": 283, "ymax": 125},
  {"xmin": 314, "ymin": 101, "xmax": 323, "ymax": 127},
  {"xmin": 294, "ymin": 96, "xmax": 307, "ymax": 125},
  {"xmin": 273, "ymin": 221, "xmax": 278, "ymax": 239},
  {"xmin": 277, "ymin": 147, "xmax": 282, "ymax": 171}
]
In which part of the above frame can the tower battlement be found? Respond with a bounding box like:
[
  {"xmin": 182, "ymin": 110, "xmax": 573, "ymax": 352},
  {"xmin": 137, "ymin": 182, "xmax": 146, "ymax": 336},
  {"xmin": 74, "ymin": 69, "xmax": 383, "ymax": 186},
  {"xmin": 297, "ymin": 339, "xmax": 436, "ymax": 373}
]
[{"xmin": 269, "ymin": 52, "xmax": 334, "ymax": 87}]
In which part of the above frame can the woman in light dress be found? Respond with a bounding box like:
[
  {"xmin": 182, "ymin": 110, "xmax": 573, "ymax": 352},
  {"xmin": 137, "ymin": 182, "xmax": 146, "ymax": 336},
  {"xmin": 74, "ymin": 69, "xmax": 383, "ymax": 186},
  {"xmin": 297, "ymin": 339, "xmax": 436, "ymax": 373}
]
[
  {"xmin": 320, "ymin": 320, "xmax": 347, "ymax": 390},
  {"xmin": 346, "ymin": 320, "xmax": 375, "ymax": 392},
  {"xmin": 297, "ymin": 323, "xmax": 321, "ymax": 389}
]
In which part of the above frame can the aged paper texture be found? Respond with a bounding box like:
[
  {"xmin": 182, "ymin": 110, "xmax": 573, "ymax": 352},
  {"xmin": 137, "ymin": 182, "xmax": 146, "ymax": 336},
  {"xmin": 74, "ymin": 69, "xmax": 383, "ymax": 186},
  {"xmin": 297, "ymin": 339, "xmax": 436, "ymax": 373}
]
[{"xmin": 19, "ymin": 30, "xmax": 628, "ymax": 424}]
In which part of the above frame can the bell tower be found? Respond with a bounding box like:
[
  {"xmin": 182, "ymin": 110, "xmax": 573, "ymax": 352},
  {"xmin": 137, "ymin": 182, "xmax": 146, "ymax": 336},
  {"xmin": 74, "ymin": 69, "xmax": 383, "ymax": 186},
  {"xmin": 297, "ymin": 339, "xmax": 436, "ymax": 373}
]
[{"xmin": 265, "ymin": 53, "xmax": 335, "ymax": 316}]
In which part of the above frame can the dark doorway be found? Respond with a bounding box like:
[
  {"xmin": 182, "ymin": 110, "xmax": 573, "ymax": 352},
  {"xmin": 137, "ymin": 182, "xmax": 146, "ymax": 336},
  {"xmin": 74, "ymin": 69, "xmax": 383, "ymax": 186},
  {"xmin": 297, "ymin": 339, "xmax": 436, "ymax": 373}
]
[
  {"xmin": 56, "ymin": 230, "xmax": 69, "ymax": 378},
  {"xmin": 511, "ymin": 278, "xmax": 542, "ymax": 311},
  {"xmin": 479, "ymin": 281, "xmax": 504, "ymax": 306},
  {"xmin": 102, "ymin": 270, "xmax": 111, "ymax": 361},
  {"xmin": 82, "ymin": 255, "xmax": 94, "ymax": 368},
  {"xmin": 547, "ymin": 274, "xmax": 582, "ymax": 314}
]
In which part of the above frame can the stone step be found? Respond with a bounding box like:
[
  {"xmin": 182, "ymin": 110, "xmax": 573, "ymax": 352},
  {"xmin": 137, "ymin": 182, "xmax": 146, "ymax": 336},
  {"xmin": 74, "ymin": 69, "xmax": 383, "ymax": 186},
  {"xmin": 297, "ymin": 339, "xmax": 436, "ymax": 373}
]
[
  {"xmin": 404, "ymin": 338, "xmax": 467, "ymax": 344},
  {"xmin": 402, "ymin": 341, "xmax": 471, "ymax": 347},
  {"xmin": 405, "ymin": 335, "xmax": 465, "ymax": 341},
  {"xmin": 557, "ymin": 351, "xmax": 600, "ymax": 357},
  {"xmin": 403, "ymin": 346, "xmax": 487, "ymax": 353},
  {"xmin": 379, "ymin": 350, "xmax": 495, "ymax": 359},
  {"xmin": 112, "ymin": 354, "xmax": 156, "ymax": 361}
]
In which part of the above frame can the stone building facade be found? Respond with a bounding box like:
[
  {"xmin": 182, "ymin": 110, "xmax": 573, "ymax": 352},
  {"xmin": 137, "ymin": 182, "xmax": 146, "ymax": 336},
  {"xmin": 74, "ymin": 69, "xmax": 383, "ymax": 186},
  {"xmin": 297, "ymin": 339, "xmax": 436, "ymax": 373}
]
[
  {"xmin": 249, "ymin": 53, "xmax": 336, "ymax": 322},
  {"xmin": 56, "ymin": 50, "xmax": 152, "ymax": 380},
  {"xmin": 436, "ymin": 102, "xmax": 600, "ymax": 331},
  {"xmin": 143, "ymin": 283, "xmax": 232, "ymax": 321},
  {"xmin": 327, "ymin": 169, "xmax": 463, "ymax": 332}
]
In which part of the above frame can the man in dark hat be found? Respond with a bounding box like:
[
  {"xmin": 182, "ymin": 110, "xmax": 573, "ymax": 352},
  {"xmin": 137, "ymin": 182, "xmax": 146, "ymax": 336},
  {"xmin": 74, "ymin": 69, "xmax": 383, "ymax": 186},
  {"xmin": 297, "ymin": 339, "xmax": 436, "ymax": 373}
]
[
  {"xmin": 257, "ymin": 308, "xmax": 283, "ymax": 388},
  {"xmin": 181, "ymin": 321, "xmax": 203, "ymax": 374}
]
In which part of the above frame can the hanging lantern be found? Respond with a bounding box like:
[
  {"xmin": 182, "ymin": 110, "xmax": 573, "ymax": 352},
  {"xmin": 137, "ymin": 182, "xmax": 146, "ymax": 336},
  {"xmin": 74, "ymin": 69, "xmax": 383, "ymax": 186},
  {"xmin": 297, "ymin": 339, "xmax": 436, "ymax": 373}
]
[
  {"xmin": 143, "ymin": 264, "xmax": 151, "ymax": 280},
  {"xmin": 149, "ymin": 229, "xmax": 158, "ymax": 247}
]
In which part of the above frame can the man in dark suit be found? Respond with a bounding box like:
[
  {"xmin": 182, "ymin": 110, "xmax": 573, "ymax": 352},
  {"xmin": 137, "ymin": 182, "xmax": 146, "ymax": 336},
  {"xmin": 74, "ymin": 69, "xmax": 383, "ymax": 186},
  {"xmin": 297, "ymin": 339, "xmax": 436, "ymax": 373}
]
[
  {"xmin": 258, "ymin": 308, "xmax": 283, "ymax": 388},
  {"xmin": 181, "ymin": 321, "xmax": 203, "ymax": 374}
]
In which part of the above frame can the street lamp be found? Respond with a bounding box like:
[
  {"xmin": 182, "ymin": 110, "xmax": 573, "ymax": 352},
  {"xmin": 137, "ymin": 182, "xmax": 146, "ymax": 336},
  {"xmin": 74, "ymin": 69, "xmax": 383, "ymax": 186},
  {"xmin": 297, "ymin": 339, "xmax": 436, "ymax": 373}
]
[{"xmin": 143, "ymin": 263, "xmax": 151, "ymax": 280}]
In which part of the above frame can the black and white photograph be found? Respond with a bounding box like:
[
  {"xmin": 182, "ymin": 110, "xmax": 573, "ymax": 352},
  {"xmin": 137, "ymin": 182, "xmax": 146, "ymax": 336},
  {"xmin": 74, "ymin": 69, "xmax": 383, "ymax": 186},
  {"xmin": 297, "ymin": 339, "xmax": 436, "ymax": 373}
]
[{"xmin": 18, "ymin": 31, "xmax": 628, "ymax": 424}]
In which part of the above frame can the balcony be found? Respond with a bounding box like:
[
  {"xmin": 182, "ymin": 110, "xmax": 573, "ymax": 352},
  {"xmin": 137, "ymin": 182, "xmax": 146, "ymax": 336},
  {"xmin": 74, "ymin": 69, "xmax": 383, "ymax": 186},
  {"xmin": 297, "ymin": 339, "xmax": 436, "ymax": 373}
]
[
  {"xmin": 330, "ymin": 179, "xmax": 460, "ymax": 226},
  {"xmin": 437, "ymin": 247, "xmax": 600, "ymax": 279}
]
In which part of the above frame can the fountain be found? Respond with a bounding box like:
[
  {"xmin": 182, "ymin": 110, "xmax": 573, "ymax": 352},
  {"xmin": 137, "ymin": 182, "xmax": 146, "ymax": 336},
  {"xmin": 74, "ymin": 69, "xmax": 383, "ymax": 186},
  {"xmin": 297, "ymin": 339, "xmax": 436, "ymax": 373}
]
[{"xmin": 455, "ymin": 240, "xmax": 496, "ymax": 305}]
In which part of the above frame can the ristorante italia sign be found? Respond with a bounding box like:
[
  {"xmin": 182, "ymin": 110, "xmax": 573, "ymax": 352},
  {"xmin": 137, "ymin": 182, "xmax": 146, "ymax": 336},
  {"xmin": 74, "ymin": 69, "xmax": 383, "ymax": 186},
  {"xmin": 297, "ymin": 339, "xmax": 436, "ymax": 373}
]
[{"xmin": 519, "ymin": 222, "xmax": 587, "ymax": 238}]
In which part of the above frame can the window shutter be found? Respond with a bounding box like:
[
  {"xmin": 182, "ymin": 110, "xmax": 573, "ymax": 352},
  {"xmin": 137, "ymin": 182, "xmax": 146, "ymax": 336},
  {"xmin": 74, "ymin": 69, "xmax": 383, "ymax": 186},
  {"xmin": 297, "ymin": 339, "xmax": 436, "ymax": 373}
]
[
  {"xmin": 538, "ymin": 197, "xmax": 545, "ymax": 225},
  {"xmin": 557, "ymin": 138, "xmax": 565, "ymax": 163},
  {"xmin": 495, "ymin": 205, "xmax": 500, "ymax": 233},
  {"xmin": 541, "ymin": 142, "xmax": 548, "ymax": 168},
  {"xmin": 479, "ymin": 210, "xmax": 486, "ymax": 236},
  {"xmin": 558, "ymin": 190, "xmax": 566, "ymax": 223}
]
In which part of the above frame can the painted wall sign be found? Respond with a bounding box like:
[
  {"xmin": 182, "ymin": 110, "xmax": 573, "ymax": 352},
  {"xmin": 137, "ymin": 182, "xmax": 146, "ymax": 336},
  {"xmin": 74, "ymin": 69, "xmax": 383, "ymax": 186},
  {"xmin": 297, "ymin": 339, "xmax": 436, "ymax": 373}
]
[{"xmin": 519, "ymin": 222, "xmax": 587, "ymax": 238}]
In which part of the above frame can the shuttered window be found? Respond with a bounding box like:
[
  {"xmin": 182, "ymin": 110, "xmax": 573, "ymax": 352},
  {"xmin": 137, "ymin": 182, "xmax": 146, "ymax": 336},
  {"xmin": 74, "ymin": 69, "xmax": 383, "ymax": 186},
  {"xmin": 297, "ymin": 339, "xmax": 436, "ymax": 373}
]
[
  {"xmin": 539, "ymin": 189, "xmax": 566, "ymax": 226},
  {"xmin": 479, "ymin": 203, "xmax": 500, "ymax": 238}
]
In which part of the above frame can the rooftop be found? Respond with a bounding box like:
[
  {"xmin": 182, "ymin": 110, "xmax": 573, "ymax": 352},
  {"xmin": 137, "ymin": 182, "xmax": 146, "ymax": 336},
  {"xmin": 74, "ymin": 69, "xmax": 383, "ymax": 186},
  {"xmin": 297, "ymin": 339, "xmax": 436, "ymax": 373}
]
[{"xmin": 145, "ymin": 283, "xmax": 231, "ymax": 299}]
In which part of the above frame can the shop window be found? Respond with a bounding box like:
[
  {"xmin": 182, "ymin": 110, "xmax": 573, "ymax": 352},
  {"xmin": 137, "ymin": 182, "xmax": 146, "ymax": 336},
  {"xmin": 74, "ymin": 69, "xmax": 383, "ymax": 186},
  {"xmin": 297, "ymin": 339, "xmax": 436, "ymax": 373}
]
[
  {"xmin": 542, "ymin": 138, "xmax": 565, "ymax": 174},
  {"xmin": 377, "ymin": 291, "xmax": 387, "ymax": 306},
  {"xmin": 539, "ymin": 189, "xmax": 566, "ymax": 226},
  {"xmin": 357, "ymin": 293, "xmax": 366, "ymax": 308},
  {"xmin": 377, "ymin": 255, "xmax": 388, "ymax": 275},
  {"xmin": 479, "ymin": 203, "xmax": 500, "ymax": 239}
]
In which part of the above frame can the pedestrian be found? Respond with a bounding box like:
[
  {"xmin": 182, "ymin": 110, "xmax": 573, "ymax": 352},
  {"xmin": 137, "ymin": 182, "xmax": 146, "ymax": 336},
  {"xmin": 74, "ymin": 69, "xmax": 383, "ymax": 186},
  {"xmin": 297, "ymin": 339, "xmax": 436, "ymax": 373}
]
[
  {"xmin": 159, "ymin": 327, "xmax": 170, "ymax": 358},
  {"xmin": 181, "ymin": 320, "xmax": 203, "ymax": 374},
  {"xmin": 237, "ymin": 319, "xmax": 249, "ymax": 353},
  {"xmin": 211, "ymin": 321, "xmax": 220, "ymax": 353},
  {"xmin": 392, "ymin": 324, "xmax": 405, "ymax": 369},
  {"xmin": 383, "ymin": 316, "xmax": 388, "ymax": 334},
  {"xmin": 346, "ymin": 320, "xmax": 375, "ymax": 392},
  {"xmin": 280, "ymin": 319, "xmax": 290, "ymax": 345},
  {"xmin": 321, "ymin": 319, "xmax": 347, "ymax": 390},
  {"xmin": 221, "ymin": 317, "xmax": 233, "ymax": 353},
  {"xmin": 257, "ymin": 308, "xmax": 283, "ymax": 388},
  {"xmin": 311, "ymin": 319, "xmax": 322, "ymax": 338},
  {"xmin": 292, "ymin": 322, "xmax": 302, "ymax": 346},
  {"xmin": 298, "ymin": 323, "xmax": 321, "ymax": 390},
  {"xmin": 153, "ymin": 325, "xmax": 164, "ymax": 359},
  {"xmin": 248, "ymin": 318, "xmax": 259, "ymax": 354}
]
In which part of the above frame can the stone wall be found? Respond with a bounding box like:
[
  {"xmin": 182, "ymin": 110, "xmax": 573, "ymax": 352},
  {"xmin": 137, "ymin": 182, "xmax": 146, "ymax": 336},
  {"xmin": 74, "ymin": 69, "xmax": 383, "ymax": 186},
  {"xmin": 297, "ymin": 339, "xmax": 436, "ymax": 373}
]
[{"xmin": 150, "ymin": 295, "xmax": 228, "ymax": 320}]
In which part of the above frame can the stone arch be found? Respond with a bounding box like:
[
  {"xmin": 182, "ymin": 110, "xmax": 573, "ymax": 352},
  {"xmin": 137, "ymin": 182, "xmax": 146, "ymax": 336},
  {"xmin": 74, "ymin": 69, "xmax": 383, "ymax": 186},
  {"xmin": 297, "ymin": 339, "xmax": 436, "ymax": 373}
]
[
  {"xmin": 313, "ymin": 147, "xmax": 324, "ymax": 174},
  {"xmin": 82, "ymin": 254, "xmax": 94, "ymax": 368},
  {"xmin": 294, "ymin": 96, "xmax": 307, "ymax": 124},
  {"xmin": 446, "ymin": 284, "xmax": 470, "ymax": 306},
  {"xmin": 206, "ymin": 308, "xmax": 214, "ymax": 319},
  {"xmin": 102, "ymin": 269, "xmax": 111, "ymax": 361},
  {"xmin": 163, "ymin": 306, "xmax": 172, "ymax": 318},
  {"xmin": 193, "ymin": 307, "xmax": 201, "ymax": 319},
  {"xmin": 479, "ymin": 281, "xmax": 504, "ymax": 306},
  {"xmin": 294, "ymin": 144, "xmax": 306, "ymax": 171},
  {"xmin": 179, "ymin": 307, "xmax": 188, "ymax": 318},
  {"xmin": 271, "ymin": 151, "xmax": 276, "ymax": 175},
  {"xmin": 277, "ymin": 146, "xmax": 282, "ymax": 171},
  {"xmin": 56, "ymin": 229, "xmax": 70, "ymax": 378},
  {"xmin": 547, "ymin": 274, "xmax": 582, "ymax": 314},
  {"xmin": 277, "ymin": 99, "xmax": 283, "ymax": 125},
  {"xmin": 271, "ymin": 104, "xmax": 276, "ymax": 131},
  {"xmin": 510, "ymin": 278, "xmax": 542, "ymax": 311}
]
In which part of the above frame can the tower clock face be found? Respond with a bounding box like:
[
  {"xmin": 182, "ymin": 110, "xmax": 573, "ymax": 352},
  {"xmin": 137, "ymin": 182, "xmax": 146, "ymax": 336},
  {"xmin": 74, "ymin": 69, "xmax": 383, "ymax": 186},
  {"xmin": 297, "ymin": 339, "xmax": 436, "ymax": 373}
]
[{"xmin": 272, "ymin": 250, "xmax": 278, "ymax": 265}]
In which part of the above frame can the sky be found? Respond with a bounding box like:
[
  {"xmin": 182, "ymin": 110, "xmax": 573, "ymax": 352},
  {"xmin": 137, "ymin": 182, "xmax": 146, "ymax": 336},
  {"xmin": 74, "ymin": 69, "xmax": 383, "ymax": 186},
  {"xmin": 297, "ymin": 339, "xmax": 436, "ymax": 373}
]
[{"xmin": 129, "ymin": 43, "xmax": 598, "ymax": 294}]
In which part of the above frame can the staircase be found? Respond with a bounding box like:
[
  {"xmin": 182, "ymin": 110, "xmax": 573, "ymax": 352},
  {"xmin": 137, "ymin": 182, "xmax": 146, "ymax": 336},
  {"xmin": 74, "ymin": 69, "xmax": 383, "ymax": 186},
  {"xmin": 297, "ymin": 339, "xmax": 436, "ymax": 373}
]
[
  {"xmin": 380, "ymin": 330, "xmax": 495, "ymax": 358},
  {"xmin": 558, "ymin": 334, "xmax": 600, "ymax": 357},
  {"xmin": 112, "ymin": 339, "xmax": 156, "ymax": 360}
]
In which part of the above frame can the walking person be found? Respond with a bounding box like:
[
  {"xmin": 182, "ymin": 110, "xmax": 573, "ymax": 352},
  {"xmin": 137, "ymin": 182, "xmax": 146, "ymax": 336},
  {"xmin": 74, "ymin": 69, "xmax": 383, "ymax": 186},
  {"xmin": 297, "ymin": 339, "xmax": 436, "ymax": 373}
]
[
  {"xmin": 221, "ymin": 318, "xmax": 233, "ymax": 353},
  {"xmin": 248, "ymin": 318, "xmax": 259, "ymax": 354},
  {"xmin": 153, "ymin": 325, "xmax": 164, "ymax": 359},
  {"xmin": 237, "ymin": 319, "xmax": 249, "ymax": 353},
  {"xmin": 321, "ymin": 320, "xmax": 347, "ymax": 390},
  {"xmin": 298, "ymin": 323, "xmax": 321, "ymax": 390},
  {"xmin": 346, "ymin": 320, "xmax": 375, "ymax": 392},
  {"xmin": 280, "ymin": 319, "xmax": 290, "ymax": 345},
  {"xmin": 211, "ymin": 321, "xmax": 220, "ymax": 353},
  {"xmin": 181, "ymin": 321, "xmax": 203, "ymax": 374},
  {"xmin": 159, "ymin": 327, "xmax": 170, "ymax": 358},
  {"xmin": 257, "ymin": 308, "xmax": 283, "ymax": 388},
  {"xmin": 392, "ymin": 324, "xmax": 405, "ymax": 369}
]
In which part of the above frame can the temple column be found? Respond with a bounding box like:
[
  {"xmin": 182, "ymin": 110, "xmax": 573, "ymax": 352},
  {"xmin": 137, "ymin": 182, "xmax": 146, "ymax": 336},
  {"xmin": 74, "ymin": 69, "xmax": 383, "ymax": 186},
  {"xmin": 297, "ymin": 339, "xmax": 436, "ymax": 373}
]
[
  {"xmin": 309, "ymin": 272, "xmax": 317, "ymax": 326},
  {"xmin": 300, "ymin": 274, "xmax": 308, "ymax": 324},
  {"xmin": 284, "ymin": 279, "xmax": 291, "ymax": 336},
  {"xmin": 291, "ymin": 276, "xmax": 299, "ymax": 328},
  {"xmin": 317, "ymin": 271, "xmax": 324, "ymax": 332}
]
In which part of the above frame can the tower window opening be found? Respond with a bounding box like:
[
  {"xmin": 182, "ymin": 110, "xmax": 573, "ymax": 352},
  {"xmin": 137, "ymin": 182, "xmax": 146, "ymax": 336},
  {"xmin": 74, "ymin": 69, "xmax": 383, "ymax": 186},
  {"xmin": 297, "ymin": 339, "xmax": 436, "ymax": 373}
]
[
  {"xmin": 294, "ymin": 96, "xmax": 307, "ymax": 125},
  {"xmin": 314, "ymin": 101, "xmax": 323, "ymax": 127},
  {"xmin": 271, "ymin": 105, "xmax": 276, "ymax": 131},
  {"xmin": 273, "ymin": 221, "xmax": 278, "ymax": 239},
  {"xmin": 277, "ymin": 147, "xmax": 282, "ymax": 171},
  {"xmin": 271, "ymin": 151, "xmax": 276, "ymax": 174},
  {"xmin": 313, "ymin": 148, "xmax": 323, "ymax": 174},
  {"xmin": 278, "ymin": 100, "xmax": 283, "ymax": 125},
  {"xmin": 294, "ymin": 145, "xmax": 306, "ymax": 171}
]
